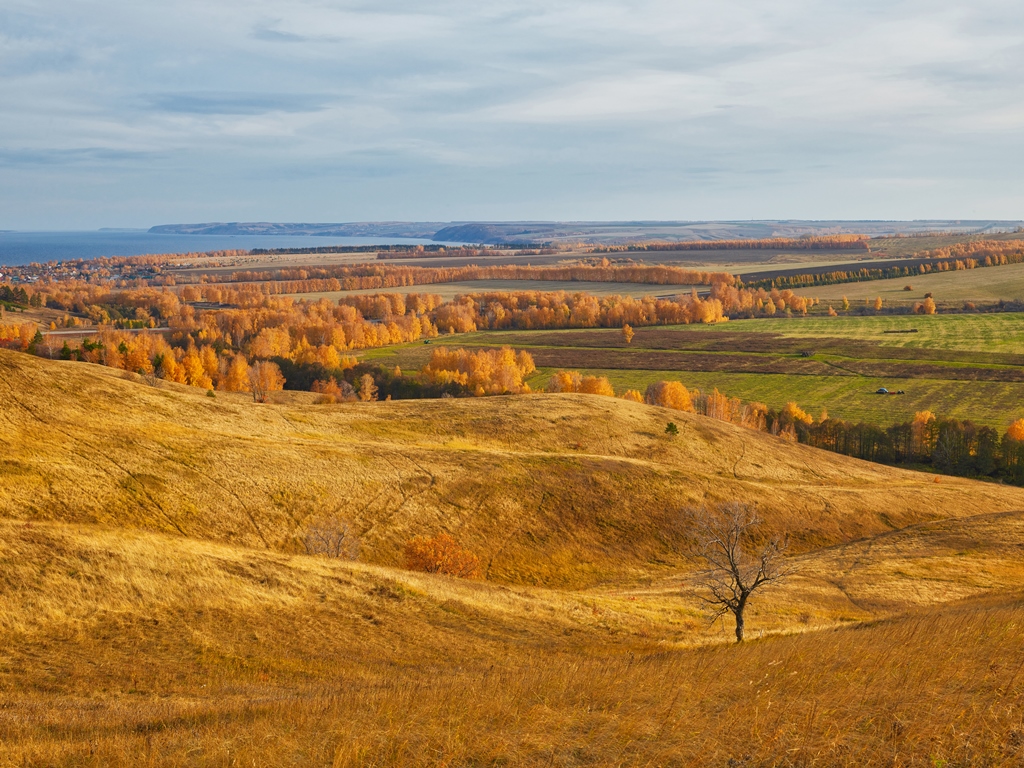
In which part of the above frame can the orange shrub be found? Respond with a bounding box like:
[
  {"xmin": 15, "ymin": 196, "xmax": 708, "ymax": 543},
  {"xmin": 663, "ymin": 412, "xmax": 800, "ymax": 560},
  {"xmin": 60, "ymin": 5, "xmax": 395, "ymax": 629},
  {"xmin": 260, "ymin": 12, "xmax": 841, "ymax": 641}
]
[{"xmin": 403, "ymin": 533, "xmax": 481, "ymax": 579}]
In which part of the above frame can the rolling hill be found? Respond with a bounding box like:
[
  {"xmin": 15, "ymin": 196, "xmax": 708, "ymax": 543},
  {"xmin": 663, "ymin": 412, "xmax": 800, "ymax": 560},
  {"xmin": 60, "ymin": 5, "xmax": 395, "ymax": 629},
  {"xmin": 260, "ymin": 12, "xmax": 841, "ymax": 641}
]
[
  {"xmin": 2, "ymin": 348, "xmax": 1024, "ymax": 765},
  {"xmin": 3, "ymin": 350, "xmax": 1022, "ymax": 587}
]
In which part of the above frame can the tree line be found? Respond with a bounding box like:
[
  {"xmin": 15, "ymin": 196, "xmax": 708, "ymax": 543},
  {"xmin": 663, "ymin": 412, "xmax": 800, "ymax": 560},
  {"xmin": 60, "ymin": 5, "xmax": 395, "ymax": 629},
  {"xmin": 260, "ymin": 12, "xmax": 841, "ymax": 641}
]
[
  {"xmin": 742, "ymin": 239, "xmax": 1024, "ymax": 292},
  {"xmin": 181, "ymin": 261, "xmax": 739, "ymax": 291}
]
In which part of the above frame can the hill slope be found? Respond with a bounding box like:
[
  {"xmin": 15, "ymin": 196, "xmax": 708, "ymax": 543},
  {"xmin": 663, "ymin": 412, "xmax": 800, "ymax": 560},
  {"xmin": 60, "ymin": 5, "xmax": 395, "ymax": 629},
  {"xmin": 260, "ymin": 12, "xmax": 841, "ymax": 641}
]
[
  {"xmin": 4, "ymin": 350, "xmax": 1024, "ymax": 765},
  {"xmin": 2, "ymin": 518, "xmax": 1023, "ymax": 766},
  {"xmin": 3, "ymin": 349, "xmax": 1024, "ymax": 587}
]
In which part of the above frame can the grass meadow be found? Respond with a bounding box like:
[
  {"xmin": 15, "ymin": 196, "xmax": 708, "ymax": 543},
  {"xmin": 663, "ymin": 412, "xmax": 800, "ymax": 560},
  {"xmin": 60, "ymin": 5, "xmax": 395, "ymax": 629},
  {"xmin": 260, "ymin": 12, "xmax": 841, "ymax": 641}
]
[{"xmin": 4, "ymin": 350, "xmax": 1024, "ymax": 765}]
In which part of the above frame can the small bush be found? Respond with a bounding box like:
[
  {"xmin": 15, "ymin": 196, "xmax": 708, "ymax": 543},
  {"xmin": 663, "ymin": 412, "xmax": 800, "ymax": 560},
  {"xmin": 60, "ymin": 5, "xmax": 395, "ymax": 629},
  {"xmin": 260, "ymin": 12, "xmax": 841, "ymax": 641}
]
[
  {"xmin": 404, "ymin": 533, "xmax": 481, "ymax": 578},
  {"xmin": 302, "ymin": 516, "xmax": 360, "ymax": 559},
  {"xmin": 666, "ymin": 422, "xmax": 679, "ymax": 435}
]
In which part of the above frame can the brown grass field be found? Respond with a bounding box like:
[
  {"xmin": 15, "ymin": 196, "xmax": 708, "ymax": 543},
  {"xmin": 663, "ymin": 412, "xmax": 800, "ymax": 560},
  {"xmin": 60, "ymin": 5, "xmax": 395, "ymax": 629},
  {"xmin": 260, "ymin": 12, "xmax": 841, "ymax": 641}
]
[{"xmin": 3, "ymin": 349, "xmax": 1024, "ymax": 765}]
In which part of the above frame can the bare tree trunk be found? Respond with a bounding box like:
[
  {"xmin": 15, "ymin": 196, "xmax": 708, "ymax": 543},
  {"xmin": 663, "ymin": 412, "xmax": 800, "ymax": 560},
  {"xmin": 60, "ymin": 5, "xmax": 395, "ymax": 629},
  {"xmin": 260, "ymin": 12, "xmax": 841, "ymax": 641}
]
[{"xmin": 734, "ymin": 594, "xmax": 748, "ymax": 643}]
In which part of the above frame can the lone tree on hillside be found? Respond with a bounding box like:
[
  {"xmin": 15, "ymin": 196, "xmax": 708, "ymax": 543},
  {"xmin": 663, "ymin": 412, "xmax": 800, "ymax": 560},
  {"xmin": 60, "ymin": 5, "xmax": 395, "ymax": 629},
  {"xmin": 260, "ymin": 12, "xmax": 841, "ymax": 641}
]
[
  {"xmin": 688, "ymin": 502, "xmax": 790, "ymax": 643},
  {"xmin": 248, "ymin": 360, "xmax": 285, "ymax": 403}
]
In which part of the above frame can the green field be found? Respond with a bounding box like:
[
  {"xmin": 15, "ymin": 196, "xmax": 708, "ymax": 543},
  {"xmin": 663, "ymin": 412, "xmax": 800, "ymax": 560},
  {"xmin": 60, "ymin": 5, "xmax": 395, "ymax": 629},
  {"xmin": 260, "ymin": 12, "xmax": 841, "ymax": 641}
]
[
  {"xmin": 685, "ymin": 312, "xmax": 1024, "ymax": 354},
  {"xmin": 527, "ymin": 368, "xmax": 1024, "ymax": 427},
  {"xmin": 363, "ymin": 313, "xmax": 1024, "ymax": 428}
]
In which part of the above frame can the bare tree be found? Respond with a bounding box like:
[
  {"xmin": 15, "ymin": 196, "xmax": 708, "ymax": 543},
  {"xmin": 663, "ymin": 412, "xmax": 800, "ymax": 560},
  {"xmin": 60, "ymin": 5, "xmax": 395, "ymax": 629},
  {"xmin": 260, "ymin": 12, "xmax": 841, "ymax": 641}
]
[
  {"xmin": 688, "ymin": 502, "xmax": 790, "ymax": 643},
  {"xmin": 302, "ymin": 516, "xmax": 360, "ymax": 560}
]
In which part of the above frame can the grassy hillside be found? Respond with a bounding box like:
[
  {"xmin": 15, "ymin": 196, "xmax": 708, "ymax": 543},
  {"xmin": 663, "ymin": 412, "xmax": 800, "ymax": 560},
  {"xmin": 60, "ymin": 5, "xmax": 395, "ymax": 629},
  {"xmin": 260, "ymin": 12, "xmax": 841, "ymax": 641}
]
[
  {"xmin": 4, "ymin": 350, "xmax": 1022, "ymax": 587},
  {"xmin": 4, "ymin": 349, "xmax": 1024, "ymax": 765},
  {"xmin": 3, "ymin": 519, "xmax": 1023, "ymax": 766}
]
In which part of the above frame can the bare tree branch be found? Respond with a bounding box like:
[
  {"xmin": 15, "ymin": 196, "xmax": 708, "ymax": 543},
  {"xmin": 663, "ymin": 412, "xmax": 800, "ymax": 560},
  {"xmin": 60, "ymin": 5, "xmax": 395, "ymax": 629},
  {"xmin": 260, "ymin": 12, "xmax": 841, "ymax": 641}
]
[
  {"xmin": 302, "ymin": 515, "xmax": 360, "ymax": 560},
  {"xmin": 687, "ymin": 502, "xmax": 791, "ymax": 643}
]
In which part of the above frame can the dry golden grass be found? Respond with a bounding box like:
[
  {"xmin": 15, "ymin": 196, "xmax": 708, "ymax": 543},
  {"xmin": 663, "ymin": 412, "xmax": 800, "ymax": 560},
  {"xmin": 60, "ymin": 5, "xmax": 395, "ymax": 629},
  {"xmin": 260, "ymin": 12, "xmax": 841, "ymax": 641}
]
[
  {"xmin": 3, "ymin": 350, "xmax": 1024, "ymax": 765},
  {"xmin": 3, "ymin": 349, "xmax": 1023, "ymax": 588},
  {"xmin": 2, "ymin": 519, "xmax": 1023, "ymax": 767}
]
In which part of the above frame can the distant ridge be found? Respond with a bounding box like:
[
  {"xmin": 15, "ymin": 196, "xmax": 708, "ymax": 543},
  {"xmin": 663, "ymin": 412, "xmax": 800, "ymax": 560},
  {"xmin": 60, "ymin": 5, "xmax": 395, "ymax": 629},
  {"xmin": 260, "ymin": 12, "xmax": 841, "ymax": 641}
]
[{"xmin": 149, "ymin": 219, "xmax": 1024, "ymax": 245}]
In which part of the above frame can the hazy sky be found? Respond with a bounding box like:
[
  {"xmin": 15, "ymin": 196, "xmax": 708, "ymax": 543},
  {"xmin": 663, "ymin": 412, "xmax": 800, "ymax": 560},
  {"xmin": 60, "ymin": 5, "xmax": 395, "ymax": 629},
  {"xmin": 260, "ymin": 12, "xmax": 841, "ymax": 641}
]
[{"xmin": 2, "ymin": 0, "xmax": 1023, "ymax": 228}]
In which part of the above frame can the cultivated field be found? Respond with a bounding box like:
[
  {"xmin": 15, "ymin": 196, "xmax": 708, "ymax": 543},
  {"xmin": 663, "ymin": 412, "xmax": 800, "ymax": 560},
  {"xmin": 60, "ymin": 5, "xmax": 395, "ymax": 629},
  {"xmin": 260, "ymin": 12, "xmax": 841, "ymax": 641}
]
[
  {"xmin": 696, "ymin": 312, "xmax": 1024, "ymax": 354},
  {"xmin": 3, "ymin": 350, "xmax": 1024, "ymax": 765},
  {"xmin": 365, "ymin": 315, "xmax": 1024, "ymax": 427}
]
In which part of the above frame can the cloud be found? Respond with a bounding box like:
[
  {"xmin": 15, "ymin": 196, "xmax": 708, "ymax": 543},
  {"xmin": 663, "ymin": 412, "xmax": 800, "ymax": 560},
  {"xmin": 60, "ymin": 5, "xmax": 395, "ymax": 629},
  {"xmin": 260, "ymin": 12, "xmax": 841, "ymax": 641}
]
[
  {"xmin": 2, "ymin": 0, "xmax": 1024, "ymax": 227},
  {"xmin": 147, "ymin": 92, "xmax": 329, "ymax": 116}
]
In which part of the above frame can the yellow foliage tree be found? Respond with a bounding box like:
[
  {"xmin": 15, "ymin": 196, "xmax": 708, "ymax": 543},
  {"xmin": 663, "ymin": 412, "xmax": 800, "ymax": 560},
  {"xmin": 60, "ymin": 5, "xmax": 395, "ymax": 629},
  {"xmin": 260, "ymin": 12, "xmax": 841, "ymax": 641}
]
[
  {"xmin": 781, "ymin": 401, "xmax": 813, "ymax": 426},
  {"xmin": 644, "ymin": 381, "xmax": 694, "ymax": 412},
  {"xmin": 622, "ymin": 323, "xmax": 635, "ymax": 344},
  {"xmin": 358, "ymin": 373, "xmax": 378, "ymax": 402},
  {"xmin": 422, "ymin": 346, "xmax": 535, "ymax": 396},
  {"xmin": 181, "ymin": 347, "xmax": 213, "ymax": 389},
  {"xmin": 912, "ymin": 410, "xmax": 937, "ymax": 455},
  {"xmin": 248, "ymin": 361, "xmax": 285, "ymax": 403},
  {"xmin": 547, "ymin": 370, "xmax": 614, "ymax": 397},
  {"xmin": 220, "ymin": 353, "xmax": 251, "ymax": 392},
  {"xmin": 578, "ymin": 375, "xmax": 615, "ymax": 397}
]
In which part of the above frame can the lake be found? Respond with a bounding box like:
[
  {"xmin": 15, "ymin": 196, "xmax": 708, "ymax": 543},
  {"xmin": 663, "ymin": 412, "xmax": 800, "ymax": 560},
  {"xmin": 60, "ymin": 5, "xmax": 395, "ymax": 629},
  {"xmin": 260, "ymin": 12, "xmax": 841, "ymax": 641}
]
[{"xmin": 0, "ymin": 231, "xmax": 457, "ymax": 267}]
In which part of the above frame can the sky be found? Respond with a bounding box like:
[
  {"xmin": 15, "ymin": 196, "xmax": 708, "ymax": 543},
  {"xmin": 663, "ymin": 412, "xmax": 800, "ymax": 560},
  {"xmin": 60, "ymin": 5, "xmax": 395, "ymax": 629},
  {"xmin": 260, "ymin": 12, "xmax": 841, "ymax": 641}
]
[{"xmin": 2, "ymin": 0, "xmax": 1023, "ymax": 229}]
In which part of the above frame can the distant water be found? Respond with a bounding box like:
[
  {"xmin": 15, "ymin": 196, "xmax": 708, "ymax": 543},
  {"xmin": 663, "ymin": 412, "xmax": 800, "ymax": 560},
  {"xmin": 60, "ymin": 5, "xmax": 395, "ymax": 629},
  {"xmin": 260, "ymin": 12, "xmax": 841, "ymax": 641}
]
[{"xmin": 0, "ymin": 231, "xmax": 456, "ymax": 267}]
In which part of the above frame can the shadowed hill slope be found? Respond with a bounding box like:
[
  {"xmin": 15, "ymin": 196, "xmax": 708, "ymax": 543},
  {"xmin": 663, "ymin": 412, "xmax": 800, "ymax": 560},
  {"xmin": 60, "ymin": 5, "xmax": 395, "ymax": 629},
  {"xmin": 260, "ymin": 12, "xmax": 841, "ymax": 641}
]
[{"xmin": 3, "ymin": 349, "xmax": 1023, "ymax": 587}]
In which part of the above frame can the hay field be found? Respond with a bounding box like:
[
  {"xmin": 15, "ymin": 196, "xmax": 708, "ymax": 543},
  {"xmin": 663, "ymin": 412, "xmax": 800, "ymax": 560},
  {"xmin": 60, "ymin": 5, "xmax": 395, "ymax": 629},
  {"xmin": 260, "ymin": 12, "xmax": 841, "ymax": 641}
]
[{"xmin": 4, "ymin": 350, "xmax": 1024, "ymax": 765}]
